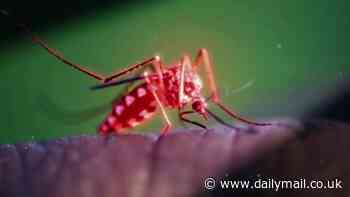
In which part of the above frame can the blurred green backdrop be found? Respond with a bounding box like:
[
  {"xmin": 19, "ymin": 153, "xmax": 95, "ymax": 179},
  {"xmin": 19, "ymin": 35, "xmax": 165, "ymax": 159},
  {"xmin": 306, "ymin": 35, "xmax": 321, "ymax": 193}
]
[{"xmin": 0, "ymin": 0, "xmax": 349, "ymax": 143}]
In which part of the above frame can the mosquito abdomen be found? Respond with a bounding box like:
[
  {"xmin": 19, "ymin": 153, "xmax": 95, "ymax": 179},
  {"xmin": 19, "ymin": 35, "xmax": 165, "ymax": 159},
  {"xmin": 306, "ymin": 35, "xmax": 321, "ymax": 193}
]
[{"xmin": 98, "ymin": 83, "xmax": 157, "ymax": 134}]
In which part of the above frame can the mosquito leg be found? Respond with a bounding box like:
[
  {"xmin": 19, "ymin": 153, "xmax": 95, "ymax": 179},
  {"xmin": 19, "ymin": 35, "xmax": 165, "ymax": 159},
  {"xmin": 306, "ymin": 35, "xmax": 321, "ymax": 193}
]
[
  {"xmin": 16, "ymin": 21, "xmax": 164, "ymax": 83},
  {"xmin": 1, "ymin": 10, "xmax": 105, "ymax": 80},
  {"xmin": 31, "ymin": 29, "xmax": 161, "ymax": 83},
  {"xmin": 193, "ymin": 48, "xmax": 271, "ymax": 126},
  {"xmin": 179, "ymin": 110, "xmax": 207, "ymax": 129},
  {"xmin": 144, "ymin": 72, "xmax": 172, "ymax": 134},
  {"xmin": 16, "ymin": 24, "xmax": 106, "ymax": 81},
  {"xmin": 178, "ymin": 55, "xmax": 192, "ymax": 108},
  {"xmin": 103, "ymin": 55, "xmax": 168, "ymax": 103},
  {"xmin": 193, "ymin": 48, "xmax": 220, "ymax": 102},
  {"xmin": 103, "ymin": 56, "xmax": 163, "ymax": 82}
]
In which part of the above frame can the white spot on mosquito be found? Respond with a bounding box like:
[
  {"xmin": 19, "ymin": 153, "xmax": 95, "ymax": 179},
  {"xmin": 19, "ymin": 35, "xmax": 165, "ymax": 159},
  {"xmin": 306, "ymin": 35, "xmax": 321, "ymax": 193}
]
[
  {"xmin": 181, "ymin": 95, "xmax": 191, "ymax": 104},
  {"xmin": 192, "ymin": 74, "xmax": 203, "ymax": 89},
  {"xmin": 144, "ymin": 112, "xmax": 153, "ymax": 119},
  {"xmin": 107, "ymin": 116, "xmax": 116, "ymax": 125},
  {"xmin": 139, "ymin": 110, "xmax": 148, "ymax": 117},
  {"xmin": 128, "ymin": 118, "xmax": 139, "ymax": 127},
  {"xmin": 115, "ymin": 105, "xmax": 124, "ymax": 115},
  {"xmin": 138, "ymin": 110, "xmax": 153, "ymax": 119},
  {"xmin": 125, "ymin": 95, "xmax": 135, "ymax": 106},
  {"xmin": 137, "ymin": 87, "xmax": 147, "ymax": 97},
  {"xmin": 155, "ymin": 55, "xmax": 161, "ymax": 61}
]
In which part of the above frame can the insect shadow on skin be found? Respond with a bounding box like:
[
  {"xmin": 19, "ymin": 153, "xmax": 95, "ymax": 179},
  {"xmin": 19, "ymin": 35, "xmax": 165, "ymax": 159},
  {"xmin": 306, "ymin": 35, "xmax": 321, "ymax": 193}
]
[{"xmin": 2, "ymin": 10, "xmax": 272, "ymax": 135}]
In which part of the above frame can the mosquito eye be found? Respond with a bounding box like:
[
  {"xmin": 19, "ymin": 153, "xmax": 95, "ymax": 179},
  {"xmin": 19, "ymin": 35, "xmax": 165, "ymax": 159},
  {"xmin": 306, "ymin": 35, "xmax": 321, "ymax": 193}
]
[{"xmin": 192, "ymin": 101, "xmax": 203, "ymax": 113}]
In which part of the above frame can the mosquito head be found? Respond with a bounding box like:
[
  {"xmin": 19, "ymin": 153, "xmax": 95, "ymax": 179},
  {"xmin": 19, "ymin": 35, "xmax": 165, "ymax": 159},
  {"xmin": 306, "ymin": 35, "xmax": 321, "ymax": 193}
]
[{"xmin": 192, "ymin": 98, "xmax": 208, "ymax": 120}]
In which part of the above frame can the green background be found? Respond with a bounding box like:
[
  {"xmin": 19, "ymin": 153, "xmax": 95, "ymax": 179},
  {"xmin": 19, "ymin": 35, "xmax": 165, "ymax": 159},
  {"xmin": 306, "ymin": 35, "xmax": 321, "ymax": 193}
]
[{"xmin": 0, "ymin": 0, "xmax": 349, "ymax": 143}]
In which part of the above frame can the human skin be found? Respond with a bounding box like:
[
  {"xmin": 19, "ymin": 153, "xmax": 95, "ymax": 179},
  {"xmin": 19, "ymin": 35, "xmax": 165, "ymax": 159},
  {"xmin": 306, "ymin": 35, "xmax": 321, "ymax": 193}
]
[
  {"xmin": 0, "ymin": 119, "xmax": 301, "ymax": 197},
  {"xmin": 2, "ymin": 119, "xmax": 350, "ymax": 197}
]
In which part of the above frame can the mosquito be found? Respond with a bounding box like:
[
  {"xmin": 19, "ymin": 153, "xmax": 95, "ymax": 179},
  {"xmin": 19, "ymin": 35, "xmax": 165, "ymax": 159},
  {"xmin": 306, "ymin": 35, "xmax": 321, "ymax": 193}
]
[{"xmin": 5, "ymin": 15, "xmax": 272, "ymax": 134}]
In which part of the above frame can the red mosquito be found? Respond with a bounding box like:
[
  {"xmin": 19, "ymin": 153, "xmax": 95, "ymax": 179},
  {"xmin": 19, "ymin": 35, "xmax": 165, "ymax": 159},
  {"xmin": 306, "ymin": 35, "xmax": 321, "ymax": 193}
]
[{"xmin": 12, "ymin": 22, "xmax": 272, "ymax": 135}]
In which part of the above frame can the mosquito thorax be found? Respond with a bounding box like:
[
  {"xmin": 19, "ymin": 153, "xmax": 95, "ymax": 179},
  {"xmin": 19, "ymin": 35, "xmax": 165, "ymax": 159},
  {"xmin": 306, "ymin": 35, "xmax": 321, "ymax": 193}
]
[{"xmin": 159, "ymin": 66, "xmax": 204, "ymax": 108}]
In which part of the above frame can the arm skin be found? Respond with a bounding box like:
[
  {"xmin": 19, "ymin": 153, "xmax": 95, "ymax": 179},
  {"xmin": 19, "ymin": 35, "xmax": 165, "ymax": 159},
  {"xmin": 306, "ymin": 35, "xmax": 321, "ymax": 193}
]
[
  {"xmin": 0, "ymin": 119, "xmax": 300, "ymax": 197},
  {"xmin": 2, "ymin": 119, "xmax": 350, "ymax": 197}
]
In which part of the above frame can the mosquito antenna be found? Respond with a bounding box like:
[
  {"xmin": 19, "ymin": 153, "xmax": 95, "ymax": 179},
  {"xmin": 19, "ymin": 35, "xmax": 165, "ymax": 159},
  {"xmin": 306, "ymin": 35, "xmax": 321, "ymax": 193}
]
[
  {"xmin": 205, "ymin": 108, "xmax": 238, "ymax": 129},
  {"xmin": 90, "ymin": 76, "xmax": 144, "ymax": 90}
]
